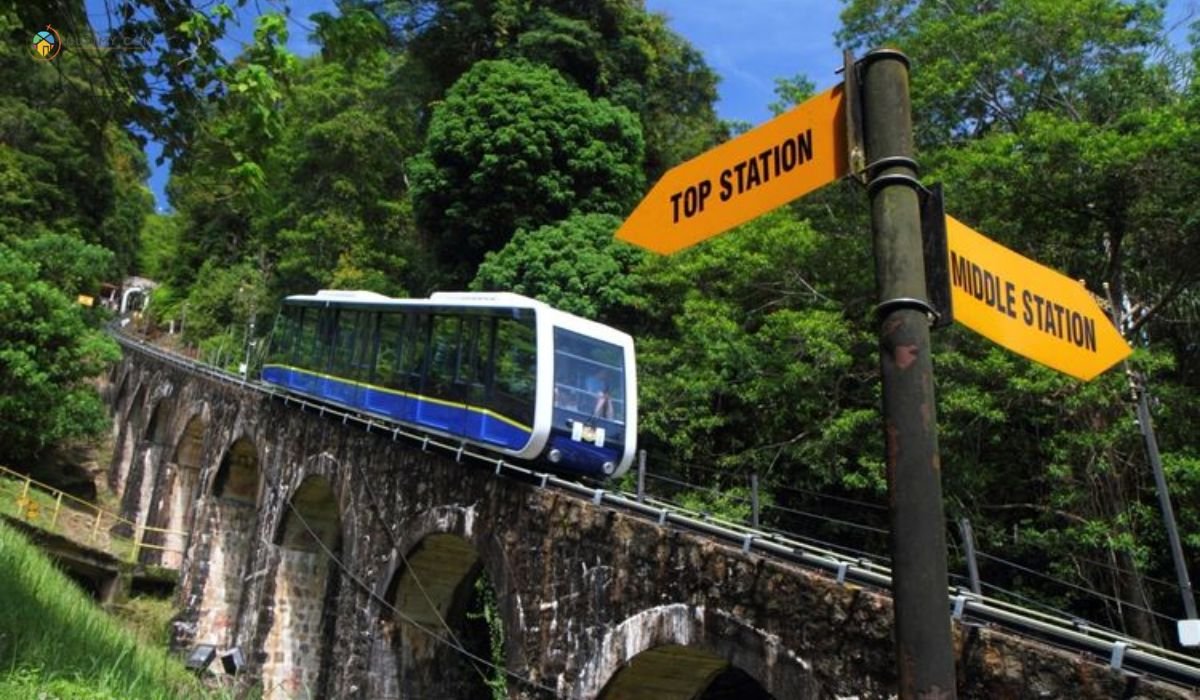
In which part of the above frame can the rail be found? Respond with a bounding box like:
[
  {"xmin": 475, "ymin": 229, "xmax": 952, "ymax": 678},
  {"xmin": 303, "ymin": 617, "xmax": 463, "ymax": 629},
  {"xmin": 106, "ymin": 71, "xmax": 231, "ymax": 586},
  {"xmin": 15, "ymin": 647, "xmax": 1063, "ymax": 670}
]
[
  {"xmin": 109, "ymin": 326, "xmax": 1200, "ymax": 690},
  {"xmin": 0, "ymin": 463, "xmax": 186, "ymax": 565}
]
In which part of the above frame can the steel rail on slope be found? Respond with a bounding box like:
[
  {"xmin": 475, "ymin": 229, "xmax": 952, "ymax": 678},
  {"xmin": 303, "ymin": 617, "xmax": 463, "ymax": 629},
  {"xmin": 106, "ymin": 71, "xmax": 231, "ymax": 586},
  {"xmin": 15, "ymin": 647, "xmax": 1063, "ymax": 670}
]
[{"xmin": 108, "ymin": 328, "xmax": 1200, "ymax": 690}]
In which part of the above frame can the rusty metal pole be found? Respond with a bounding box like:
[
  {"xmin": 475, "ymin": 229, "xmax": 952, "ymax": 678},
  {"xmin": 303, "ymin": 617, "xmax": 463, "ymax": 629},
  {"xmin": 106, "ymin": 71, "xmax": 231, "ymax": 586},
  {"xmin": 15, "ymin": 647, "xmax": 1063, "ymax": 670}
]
[{"xmin": 860, "ymin": 49, "xmax": 958, "ymax": 699}]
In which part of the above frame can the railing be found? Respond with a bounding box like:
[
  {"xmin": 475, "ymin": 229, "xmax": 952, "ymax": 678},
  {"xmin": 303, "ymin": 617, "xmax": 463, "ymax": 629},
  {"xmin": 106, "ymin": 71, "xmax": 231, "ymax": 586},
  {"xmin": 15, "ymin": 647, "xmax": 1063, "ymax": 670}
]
[
  {"xmin": 0, "ymin": 463, "xmax": 186, "ymax": 566},
  {"xmin": 109, "ymin": 325, "xmax": 1200, "ymax": 688}
]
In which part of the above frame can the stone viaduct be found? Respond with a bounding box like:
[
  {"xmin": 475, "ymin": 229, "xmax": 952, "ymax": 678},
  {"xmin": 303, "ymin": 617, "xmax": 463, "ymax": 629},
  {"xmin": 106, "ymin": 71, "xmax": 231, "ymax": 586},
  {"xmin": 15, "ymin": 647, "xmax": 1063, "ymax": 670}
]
[{"xmin": 101, "ymin": 340, "xmax": 1196, "ymax": 699}]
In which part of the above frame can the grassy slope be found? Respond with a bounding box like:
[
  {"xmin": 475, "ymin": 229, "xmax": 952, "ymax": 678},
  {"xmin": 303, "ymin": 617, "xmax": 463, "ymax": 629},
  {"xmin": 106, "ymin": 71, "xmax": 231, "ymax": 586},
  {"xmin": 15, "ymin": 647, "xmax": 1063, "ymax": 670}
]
[{"xmin": 0, "ymin": 519, "xmax": 213, "ymax": 699}]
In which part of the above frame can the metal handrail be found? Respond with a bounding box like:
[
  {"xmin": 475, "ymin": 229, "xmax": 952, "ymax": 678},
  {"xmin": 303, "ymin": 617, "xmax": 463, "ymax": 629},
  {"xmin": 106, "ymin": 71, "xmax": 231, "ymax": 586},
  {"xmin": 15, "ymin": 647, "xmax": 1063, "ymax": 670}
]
[
  {"xmin": 109, "ymin": 325, "xmax": 1200, "ymax": 689},
  {"xmin": 0, "ymin": 463, "xmax": 186, "ymax": 562}
]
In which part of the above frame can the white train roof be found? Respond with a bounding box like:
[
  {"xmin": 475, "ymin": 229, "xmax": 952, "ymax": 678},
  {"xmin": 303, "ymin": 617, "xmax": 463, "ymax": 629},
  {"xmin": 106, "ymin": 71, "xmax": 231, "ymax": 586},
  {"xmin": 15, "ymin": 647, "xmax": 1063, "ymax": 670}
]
[{"xmin": 284, "ymin": 289, "xmax": 631, "ymax": 344}]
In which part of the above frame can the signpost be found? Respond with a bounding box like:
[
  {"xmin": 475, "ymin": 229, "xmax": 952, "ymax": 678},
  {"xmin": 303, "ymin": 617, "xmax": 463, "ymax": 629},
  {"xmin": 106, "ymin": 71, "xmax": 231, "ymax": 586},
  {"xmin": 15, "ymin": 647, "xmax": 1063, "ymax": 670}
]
[
  {"xmin": 944, "ymin": 216, "xmax": 1131, "ymax": 380},
  {"xmin": 615, "ymin": 47, "xmax": 1140, "ymax": 699},
  {"xmin": 616, "ymin": 85, "xmax": 848, "ymax": 254}
]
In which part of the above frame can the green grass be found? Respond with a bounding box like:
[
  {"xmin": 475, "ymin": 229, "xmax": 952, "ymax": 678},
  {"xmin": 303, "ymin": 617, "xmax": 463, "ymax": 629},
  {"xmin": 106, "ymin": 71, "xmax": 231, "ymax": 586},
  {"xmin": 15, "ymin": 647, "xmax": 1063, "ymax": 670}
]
[
  {"xmin": 0, "ymin": 519, "xmax": 216, "ymax": 699},
  {"xmin": 111, "ymin": 596, "xmax": 178, "ymax": 648}
]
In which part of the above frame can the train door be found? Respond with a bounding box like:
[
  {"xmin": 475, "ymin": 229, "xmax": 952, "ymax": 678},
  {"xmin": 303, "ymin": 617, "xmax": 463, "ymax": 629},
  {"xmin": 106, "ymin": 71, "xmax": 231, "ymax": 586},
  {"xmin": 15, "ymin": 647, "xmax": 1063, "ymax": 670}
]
[
  {"xmin": 476, "ymin": 313, "xmax": 537, "ymax": 451},
  {"xmin": 416, "ymin": 314, "xmax": 467, "ymax": 436},
  {"xmin": 289, "ymin": 306, "xmax": 324, "ymax": 395},
  {"xmin": 458, "ymin": 314, "xmax": 493, "ymax": 443},
  {"xmin": 325, "ymin": 308, "xmax": 366, "ymax": 407}
]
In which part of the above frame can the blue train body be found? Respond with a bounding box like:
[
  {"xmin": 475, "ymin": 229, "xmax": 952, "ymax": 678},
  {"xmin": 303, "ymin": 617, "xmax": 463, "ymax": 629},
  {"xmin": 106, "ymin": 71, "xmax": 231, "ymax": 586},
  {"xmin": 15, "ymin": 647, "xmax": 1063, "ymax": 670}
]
[{"xmin": 260, "ymin": 291, "xmax": 637, "ymax": 479}]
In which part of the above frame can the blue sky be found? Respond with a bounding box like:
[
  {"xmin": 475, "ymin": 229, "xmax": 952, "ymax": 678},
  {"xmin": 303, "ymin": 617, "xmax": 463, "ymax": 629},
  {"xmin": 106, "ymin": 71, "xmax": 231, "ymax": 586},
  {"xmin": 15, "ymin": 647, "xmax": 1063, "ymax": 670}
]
[{"xmin": 78, "ymin": 0, "xmax": 1197, "ymax": 211}]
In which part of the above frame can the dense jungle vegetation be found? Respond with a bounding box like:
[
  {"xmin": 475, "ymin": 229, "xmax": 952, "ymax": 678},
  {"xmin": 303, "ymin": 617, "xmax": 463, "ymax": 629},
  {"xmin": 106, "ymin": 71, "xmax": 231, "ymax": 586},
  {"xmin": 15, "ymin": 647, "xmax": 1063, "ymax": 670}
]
[{"xmin": 3, "ymin": 0, "xmax": 1200, "ymax": 650}]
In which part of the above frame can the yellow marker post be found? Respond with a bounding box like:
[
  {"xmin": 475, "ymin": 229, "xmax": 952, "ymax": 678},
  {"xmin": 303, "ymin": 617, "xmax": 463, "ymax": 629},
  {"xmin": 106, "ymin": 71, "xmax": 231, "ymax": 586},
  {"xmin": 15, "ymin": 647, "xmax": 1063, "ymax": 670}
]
[
  {"xmin": 945, "ymin": 215, "xmax": 1131, "ymax": 380},
  {"xmin": 617, "ymin": 85, "xmax": 849, "ymax": 254}
]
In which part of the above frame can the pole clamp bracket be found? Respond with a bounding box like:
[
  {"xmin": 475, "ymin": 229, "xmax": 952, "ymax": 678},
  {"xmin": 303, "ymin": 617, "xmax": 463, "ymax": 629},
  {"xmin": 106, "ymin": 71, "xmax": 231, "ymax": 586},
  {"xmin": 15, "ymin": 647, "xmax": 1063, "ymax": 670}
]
[
  {"xmin": 867, "ymin": 172, "xmax": 926, "ymax": 197},
  {"xmin": 876, "ymin": 296, "xmax": 940, "ymax": 322},
  {"xmin": 866, "ymin": 156, "xmax": 919, "ymax": 179}
]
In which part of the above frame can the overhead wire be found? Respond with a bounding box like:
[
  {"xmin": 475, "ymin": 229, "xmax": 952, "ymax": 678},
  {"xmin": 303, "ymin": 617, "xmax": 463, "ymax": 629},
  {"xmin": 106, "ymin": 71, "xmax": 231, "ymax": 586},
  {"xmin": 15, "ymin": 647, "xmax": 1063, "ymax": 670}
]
[
  {"xmin": 975, "ymin": 550, "xmax": 1177, "ymax": 623},
  {"xmin": 642, "ymin": 452, "xmax": 1182, "ymax": 632},
  {"xmin": 118, "ymin": 325, "xmax": 1191, "ymax": 662},
  {"xmin": 343, "ymin": 455, "xmax": 492, "ymax": 689},
  {"xmin": 643, "ymin": 472, "xmax": 889, "ymax": 536},
  {"xmin": 283, "ymin": 499, "xmax": 560, "ymax": 697}
]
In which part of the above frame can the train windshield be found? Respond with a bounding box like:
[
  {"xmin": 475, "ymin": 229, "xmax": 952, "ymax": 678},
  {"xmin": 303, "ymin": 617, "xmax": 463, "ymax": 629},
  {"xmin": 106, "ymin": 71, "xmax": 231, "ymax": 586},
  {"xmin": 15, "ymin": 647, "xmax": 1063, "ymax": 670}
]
[{"xmin": 552, "ymin": 328, "xmax": 626, "ymax": 425}]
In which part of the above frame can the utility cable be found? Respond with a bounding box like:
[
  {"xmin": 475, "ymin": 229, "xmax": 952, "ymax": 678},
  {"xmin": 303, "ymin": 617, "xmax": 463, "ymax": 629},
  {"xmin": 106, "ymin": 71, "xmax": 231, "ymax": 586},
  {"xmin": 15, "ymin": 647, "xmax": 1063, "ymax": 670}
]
[
  {"xmin": 975, "ymin": 550, "xmax": 1176, "ymax": 623},
  {"xmin": 346, "ymin": 455, "xmax": 489, "ymax": 686},
  {"xmin": 644, "ymin": 472, "xmax": 889, "ymax": 535},
  {"xmin": 284, "ymin": 499, "xmax": 560, "ymax": 697}
]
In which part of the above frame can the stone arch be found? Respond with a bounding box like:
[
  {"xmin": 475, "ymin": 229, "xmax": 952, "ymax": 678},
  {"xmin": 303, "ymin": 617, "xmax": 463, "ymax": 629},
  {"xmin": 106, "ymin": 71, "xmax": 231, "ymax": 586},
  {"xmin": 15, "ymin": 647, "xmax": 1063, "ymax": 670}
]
[
  {"xmin": 115, "ymin": 394, "xmax": 176, "ymax": 538},
  {"xmin": 366, "ymin": 506, "xmax": 507, "ymax": 700},
  {"xmin": 210, "ymin": 435, "xmax": 261, "ymax": 503},
  {"xmin": 109, "ymin": 365, "xmax": 132, "ymax": 441},
  {"xmin": 143, "ymin": 397, "xmax": 174, "ymax": 444},
  {"xmin": 192, "ymin": 435, "xmax": 262, "ymax": 651},
  {"xmin": 111, "ymin": 382, "xmax": 148, "ymax": 495},
  {"xmin": 143, "ymin": 410, "xmax": 209, "ymax": 568},
  {"xmin": 260, "ymin": 474, "xmax": 342, "ymax": 700},
  {"xmin": 573, "ymin": 605, "xmax": 820, "ymax": 699}
]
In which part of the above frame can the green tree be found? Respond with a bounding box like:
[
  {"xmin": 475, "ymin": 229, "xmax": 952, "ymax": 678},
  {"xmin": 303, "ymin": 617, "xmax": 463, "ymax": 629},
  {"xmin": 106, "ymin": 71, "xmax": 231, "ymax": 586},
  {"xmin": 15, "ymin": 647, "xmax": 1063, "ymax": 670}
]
[
  {"xmin": 364, "ymin": 0, "xmax": 723, "ymax": 179},
  {"xmin": 471, "ymin": 213, "xmax": 644, "ymax": 321},
  {"xmin": 634, "ymin": 210, "xmax": 877, "ymax": 486},
  {"xmin": 0, "ymin": 242, "xmax": 120, "ymax": 465},
  {"xmin": 0, "ymin": 8, "xmax": 152, "ymax": 275},
  {"xmin": 264, "ymin": 48, "xmax": 424, "ymax": 297},
  {"xmin": 409, "ymin": 59, "xmax": 644, "ymax": 282},
  {"xmin": 839, "ymin": 0, "xmax": 1200, "ymax": 642}
]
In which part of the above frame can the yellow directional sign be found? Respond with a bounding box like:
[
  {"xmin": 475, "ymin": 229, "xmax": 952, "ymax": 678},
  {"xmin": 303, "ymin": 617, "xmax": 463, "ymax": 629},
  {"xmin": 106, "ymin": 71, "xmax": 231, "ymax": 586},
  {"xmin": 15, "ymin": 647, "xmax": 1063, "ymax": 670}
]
[
  {"xmin": 617, "ymin": 85, "xmax": 848, "ymax": 254},
  {"xmin": 945, "ymin": 215, "xmax": 1131, "ymax": 381}
]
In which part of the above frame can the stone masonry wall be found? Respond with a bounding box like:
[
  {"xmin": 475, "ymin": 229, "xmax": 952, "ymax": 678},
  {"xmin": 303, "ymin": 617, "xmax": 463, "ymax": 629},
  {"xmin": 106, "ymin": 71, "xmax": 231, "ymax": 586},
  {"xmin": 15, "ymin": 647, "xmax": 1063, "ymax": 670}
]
[
  {"xmin": 107, "ymin": 348, "xmax": 1199, "ymax": 700},
  {"xmin": 260, "ymin": 547, "xmax": 333, "ymax": 699}
]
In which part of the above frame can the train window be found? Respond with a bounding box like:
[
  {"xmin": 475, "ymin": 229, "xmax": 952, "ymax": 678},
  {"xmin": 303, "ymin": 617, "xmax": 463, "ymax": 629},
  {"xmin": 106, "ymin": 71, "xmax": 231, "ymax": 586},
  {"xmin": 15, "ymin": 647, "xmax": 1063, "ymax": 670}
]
[
  {"xmin": 315, "ymin": 307, "xmax": 337, "ymax": 370},
  {"xmin": 294, "ymin": 307, "xmax": 318, "ymax": 370},
  {"xmin": 353, "ymin": 312, "xmax": 379, "ymax": 382},
  {"xmin": 489, "ymin": 315, "xmax": 536, "ymax": 426},
  {"xmin": 377, "ymin": 311, "xmax": 404, "ymax": 389},
  {"xmin": 267, "ymin": 305, "xmax": 300, "ymax": 366},
  {"xmin": 401, "ymin": 313, "xmax": 429, "ymax": 391},
  {"xmin": 553, "ymin": 328, "xmax": 625, "ymax": 424},
  {"xmin": 427, "ymin": 315, "xmax": 462, "ymax": 398},
  {"xmin": 332, "ymin": 310, "xmax": 362, "ymax": 377},
  {"xmin": 463, "ymin": 316, "xmax": 494, "ymax": 406}
]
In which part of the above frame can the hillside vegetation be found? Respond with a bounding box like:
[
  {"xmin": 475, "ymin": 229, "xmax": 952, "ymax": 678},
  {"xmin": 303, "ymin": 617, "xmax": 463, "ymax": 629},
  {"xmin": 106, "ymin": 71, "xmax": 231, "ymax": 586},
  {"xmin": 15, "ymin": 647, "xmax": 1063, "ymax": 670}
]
[
  {"xmin": 2, "ymin": 0, "xmax": 1199, "ymax": 649},
  {"xmin": 0, "ymin": 520, "xmax": 214, "ymax": 699}
]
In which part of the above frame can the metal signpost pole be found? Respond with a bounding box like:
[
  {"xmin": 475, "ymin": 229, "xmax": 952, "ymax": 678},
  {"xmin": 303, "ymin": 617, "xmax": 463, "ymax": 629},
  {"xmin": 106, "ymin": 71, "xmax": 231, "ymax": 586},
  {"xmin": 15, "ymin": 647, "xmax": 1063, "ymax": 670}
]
[{"xmin": 860, "ymin": 49, "xmax": 958, "ymax": 699}]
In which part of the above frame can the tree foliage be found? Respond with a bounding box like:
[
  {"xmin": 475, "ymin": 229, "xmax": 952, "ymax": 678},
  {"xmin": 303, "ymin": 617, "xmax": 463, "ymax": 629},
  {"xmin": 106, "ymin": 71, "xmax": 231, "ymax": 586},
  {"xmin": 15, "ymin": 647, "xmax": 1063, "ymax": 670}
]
[
  {"xmin": 472, "ymin": 213, "xmax": 644, "ymax": 321},
  {"xmin": 9, "ymin": 0, "xmax": 1200, "ymax": 650},
  {"xmin": 0, "ymin": 4, "xmax": 149, "ymax": 465},
  {"xmin": 409, "ymin": 59, "xmax": 644, "ymax": 282},
  {"xmin": 354, "ymin": 0, "xmax": 724, "ymax": 179},
  {"xmin": 838, "ymin": 0, "xmax": 1200, "ymax": 641},
  {"xmin": 0, "ymin": 241, "xmax": 119, "ymax": 464}
]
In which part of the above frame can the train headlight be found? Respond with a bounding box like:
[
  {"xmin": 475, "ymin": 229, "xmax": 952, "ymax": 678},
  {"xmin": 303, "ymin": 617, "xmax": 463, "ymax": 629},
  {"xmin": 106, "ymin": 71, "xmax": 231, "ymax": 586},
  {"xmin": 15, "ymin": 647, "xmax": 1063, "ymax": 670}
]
[
  {"xmin": 602, "ymin": 461, "xmax": 616, "ymax": 475},
  {"xmin": 548, "ymin": 448, "xmax": 563, "ymax": 464}
]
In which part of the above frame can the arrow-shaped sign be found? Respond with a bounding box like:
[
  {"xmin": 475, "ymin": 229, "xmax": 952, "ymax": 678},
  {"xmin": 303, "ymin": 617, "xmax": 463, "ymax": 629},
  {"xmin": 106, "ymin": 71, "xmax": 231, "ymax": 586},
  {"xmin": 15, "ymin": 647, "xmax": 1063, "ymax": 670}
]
[
  {"xmin": 945, "ymin": 215, "xmax": 1131, "ymax": 380},
  {"xmin": 617, "ymin": 85, "xmax": 848, "ymax": 254}
]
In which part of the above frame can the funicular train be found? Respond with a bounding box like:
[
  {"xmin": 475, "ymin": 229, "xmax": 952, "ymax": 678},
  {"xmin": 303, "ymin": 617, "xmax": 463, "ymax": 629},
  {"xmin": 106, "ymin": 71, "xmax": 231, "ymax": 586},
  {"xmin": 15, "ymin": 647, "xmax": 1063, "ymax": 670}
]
[{"xmin": 262, "ymin": 291, "xmax": 637, "ymax": 479}]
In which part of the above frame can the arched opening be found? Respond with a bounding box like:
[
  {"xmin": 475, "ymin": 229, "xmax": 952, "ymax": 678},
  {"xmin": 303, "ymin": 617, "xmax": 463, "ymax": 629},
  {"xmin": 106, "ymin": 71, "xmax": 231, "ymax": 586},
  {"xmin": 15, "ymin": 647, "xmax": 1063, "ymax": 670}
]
[
  {"xmin": 192, "ymin": 437, "xmax": 260, "ymax": 651},
  {"xmin": 145, "ymin": 413, "xmax": 206, "ymax": 568},
  {"xmin": 368, "ymin": 534, "xmax": 501, "ymax": 699},
  {"xmin": 573, "ymin": 605, "xmax": 817, "ymax": 699},
  {"xmin": 261, "ymin": 476, "xmax": 342, "ymax": 700},
  {"xmin": 117, "ymin": 397, "xmax": 175, "ymax": 537},
  {"xmin": 143, "ymin": 399, "xmax": 172, "ymax": 445},
  {"xmin": 110, "ymin": 370, "xmax": 131, "ymax": 441},
  {"xmin": 598, "ymin": 645, "xmax": 774, "ymax": 699},
  {"xmin": 111, "ymin": 384, "xmax": 147, "ymax": 495},
  {"xmin": 212, "ymin": 437, "xmax": 259, "ymax": 503}
]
